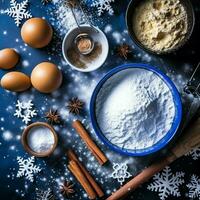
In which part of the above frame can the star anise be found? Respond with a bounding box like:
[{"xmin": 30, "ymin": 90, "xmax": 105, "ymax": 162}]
[
  {"xmin": 60, "ymin": 181, "xmax": 75, "ymax": 197},
  {"xmin": 41, "ymin": 0, "xmax": 52, "ymax": 5},
  {"xmin": 67, "ymin": 97, "xmax": 84, "ymax": 115},
  {"xmin": 45, "ymin": 109, "xmax": 60, "ymax": 124},
  {"xmin": 116, "ymin": 44, "xmax": 132, "ymax": 59}
]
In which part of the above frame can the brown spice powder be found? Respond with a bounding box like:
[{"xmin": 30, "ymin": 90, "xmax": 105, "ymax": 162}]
[{"xmin": 67, "ymin": 43, "xmax": 102, "ymax": 69}]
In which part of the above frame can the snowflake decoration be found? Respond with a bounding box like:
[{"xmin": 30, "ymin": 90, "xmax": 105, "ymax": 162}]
[
  {"xmin": 91, "ymin": 0, "xmax": 115, "ymax": 16},
  {"xmin": 185, "ymin": 147, "xmax": 200, "ymax": 160},
  {"xmin": 187, "ymin": 174, "xmax": 200, "ymax": 199},
  {"xmin": 14, "ymin": 100, "xmax": 37, "ymax": 124},
  {"xmin": 1, "ymin": 0, "xmax": 32, "ymax": 27},
  {"xmin": 111, "ymin": 163, "xmax": 131, "ymax": 185},
  {"xmin": 16, "ymin": 156, "xmax": 41, "ymax": 182},
  {"xmin": 147, "ymin": 166, "xmax": 185, "ymax": 200},
  {"xmin": 36, "ymin": 188, "xmax": 54, "ymax": 200}
]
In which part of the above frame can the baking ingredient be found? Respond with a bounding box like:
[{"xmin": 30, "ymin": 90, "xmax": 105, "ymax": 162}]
[
  {"xmin": 116, "ymin": 44, "xmax": 131, "ymax": 59},
  {"xmin": 68, "ymin": 160, "xmax": 97, "ymax": 199},
  {"xmin": 27, "ymin": 126, "xmax": 55, "ymax": 153},
  {"xmin": 96, "ymin": 68, "xmax": 175, "ymax": 150},
  {"xmin": 0, "ymin": 48, "xmax": 19, "ymax": 69},
  {"xmin": 60, "ymin": 181, "xmax": 75, "ymax": 197},
  {"xmin": 67, "ymin": 43, "xmax": 102, "ymax": 69},
  {"xmin": 45, "ymin": 109, "xmax": 60, "ymax": 124},
  {"xmin": 21, "ymin": 18, "xmax": 53, "ymax": 48},
  {"xmin": 31, "ymin": 62, "xmax": 62, "ymax": 93},
  {"xmin": 0, "ymin": 71, "xmax": 31, "ymax": 92},
  {"xmin": 67, "ymin": 97, "xmax": 84, "ymax": 115},
  {"xmin": 72, "ymin": 120, "xmax": 108, "ymax": 165},
  {"xmin": 67, "ymin": 149, "xmax": 105, "ymax": 198},
  {"xmin": 77, "ymin": 37, "xmax": 93, "ymax": 54},
  {"xmin": 132, "ymin": 0, "xmax": 188, "ymax": 52}
]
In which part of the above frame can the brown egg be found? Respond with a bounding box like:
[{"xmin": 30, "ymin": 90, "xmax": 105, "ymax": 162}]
[
  {"xmin": 0, "ymin": 48, "xmax": 19, "ymax": 69},
  {"xmin": 21, "ymin": 18, "xmax": 53, "ymax": 48},
  {"xmin": 0, "ymin": 72, "xmax": 31, "ymax": 92},
  {"xmin": 31, "ymin": 62, "xmax": 62, "ymax": 93}
]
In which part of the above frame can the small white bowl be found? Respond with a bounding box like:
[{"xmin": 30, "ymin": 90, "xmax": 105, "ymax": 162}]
[{"xmin": 62, "ymin": 25, "xmax": 109, "ymax": 72}]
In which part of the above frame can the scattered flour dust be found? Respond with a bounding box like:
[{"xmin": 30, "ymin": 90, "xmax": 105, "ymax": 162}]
[{"xmin": 96, "ymin": 68, "xmax": 176, "ymax": 150}]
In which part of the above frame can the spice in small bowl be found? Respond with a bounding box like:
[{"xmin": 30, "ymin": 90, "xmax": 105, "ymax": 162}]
[
  {"xmin": 21, "ymin": 122, "xmax": 58, "ymax": 157},
  {"xmin": 62, "ymin": 25, "xmax": 109, "ymax": 72},
  {"xmin": 75, "ymin": 33, "xmax": 94, "ymax": 55}
]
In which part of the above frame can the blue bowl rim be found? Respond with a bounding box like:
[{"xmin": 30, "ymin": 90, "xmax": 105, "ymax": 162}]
[{"xmin": 90, "ymin": 63, "xmax": 182, "ymax": 156}]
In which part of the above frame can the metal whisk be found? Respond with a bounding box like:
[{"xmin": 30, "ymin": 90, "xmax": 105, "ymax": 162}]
[{"xmin": 184, "ymin": 62, "xmax": 200, "ymax": 98}]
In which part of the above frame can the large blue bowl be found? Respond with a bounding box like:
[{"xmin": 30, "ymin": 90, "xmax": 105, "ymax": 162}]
[{"xmin": 90, "ymin": 63, "xmax": 182, "ymax": 156}]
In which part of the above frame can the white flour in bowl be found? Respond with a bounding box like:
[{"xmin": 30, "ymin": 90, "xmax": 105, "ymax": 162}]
[
  {"xmin": 27, "ymin": 126, "xmax": 55, "ymax": 153},
  {"xmin": 95, "ymin": 68, "xmax": 176, "ymax": 150}
]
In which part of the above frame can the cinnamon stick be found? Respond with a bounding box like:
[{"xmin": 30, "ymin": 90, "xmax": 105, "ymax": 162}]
[
  {"xmin": 72, "ymin": 120, "xmax": 108, "ymax": 165},
  {"xmin": 67, "ymin": 149, "xmax": 104, "ymax": 198},
  {"xmin": 68, "ymin": 160, "xmax": 97, "ymax": 200}
]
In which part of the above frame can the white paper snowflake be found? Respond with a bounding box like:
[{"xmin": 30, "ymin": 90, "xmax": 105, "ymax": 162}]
[
  {"xmin": 185, "ymin": 147, "xmax": 200, "ymax": 160},
  {"xmin": 36, "ymin": 188, "xmax": 54, "ymax": 200},
  {"xmin": 1, "ymin": 0, "xmax": 32, "ymax": 26},
  {"xmin": 14, "ymin": 100, "xmax": 37, "ymax": 124},
  {"xmin": 91, "ymin": 0, "xmax": 115, "ymax": 16},
  {"xmin": 111, "ymin": 163, "xmax": 131, "ymax": 185},
  {"xmin": 16, "ymin": 156, "xmax": 41, "ymax": 182},
  {"xmin": 187, "ymin": 174, "xmax": 200, "ymax": 199},
  {"xmin": 147, "ymin": 166, "xmax": 185, "ymax": 200}
]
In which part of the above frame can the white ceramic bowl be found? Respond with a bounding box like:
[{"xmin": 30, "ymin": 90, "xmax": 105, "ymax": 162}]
[{"xmin": 62, "ymin": 25, "xmax": 109, "ymax": 72}]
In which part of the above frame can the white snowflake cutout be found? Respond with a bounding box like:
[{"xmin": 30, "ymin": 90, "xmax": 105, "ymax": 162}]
[
  {"xmin": 147, "ymin": 166, "xmax": 185, "ymax": 200},
  {"xmin": 187, "ymin": 174, "xmax": 200, "ymax": 199},
  {"xmin": 1, "ymin": 0, "xmax": 32, "ymax": 27},
  {"xmin": 185, "ymin": 147, "xmax": 200, "ymax": 160},
  {"xmin": 16, "ymin": 156, "xmax": 41, "ymax": 182},
  {"xmin": 92, "ymin": 0, "xmax": 115, "ymax": 16},
  {"xmin": 111, "ymin": 163, "xmax": 131, "ymax": 185},
  {"xmin": 36, "ymin": 188, "xmax": 54, "ymax": 200},
  {"xmin": 14, "ymin": 100, "xmax": 37, "ymax": 124}
]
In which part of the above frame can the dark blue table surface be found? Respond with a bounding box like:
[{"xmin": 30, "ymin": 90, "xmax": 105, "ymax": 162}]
[{"xmin": 0, "ymin": 0, "xmax": 200, "ymax": 200}]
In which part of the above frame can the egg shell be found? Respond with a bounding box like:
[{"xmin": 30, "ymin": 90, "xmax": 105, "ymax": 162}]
[
  {"xmin": 21, "ymin": 18, "xmax": 53, "ymax": 48},
  {"xmin": 31, "ymin": 62, "xmax": 62, "ymax": 93},
  {"xmin": 0, "ymin": 72, "xmax": 31, "ymax": 92},
  {"xmin": 0, "ymin": 48, "xmax": 19, "ymax": 69}
]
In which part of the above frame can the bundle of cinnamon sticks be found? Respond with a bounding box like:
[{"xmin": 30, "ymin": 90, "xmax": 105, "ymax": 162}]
[
  {"xmin": 72, "ymin": 120, "xmax": 108, "ymax": 165},
  {"xmin": 67, "ymin": 149, "xmax": 104, "ymax": 199}
]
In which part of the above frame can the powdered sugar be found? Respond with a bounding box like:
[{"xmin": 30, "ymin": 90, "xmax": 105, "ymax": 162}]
[
  {"xmin": 27, "ymin": 126, "xmax": 55, "ymax": 153},
  {"xmin": 95, "ymin": 68, "xmax": 176, "ymax": 150}
]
